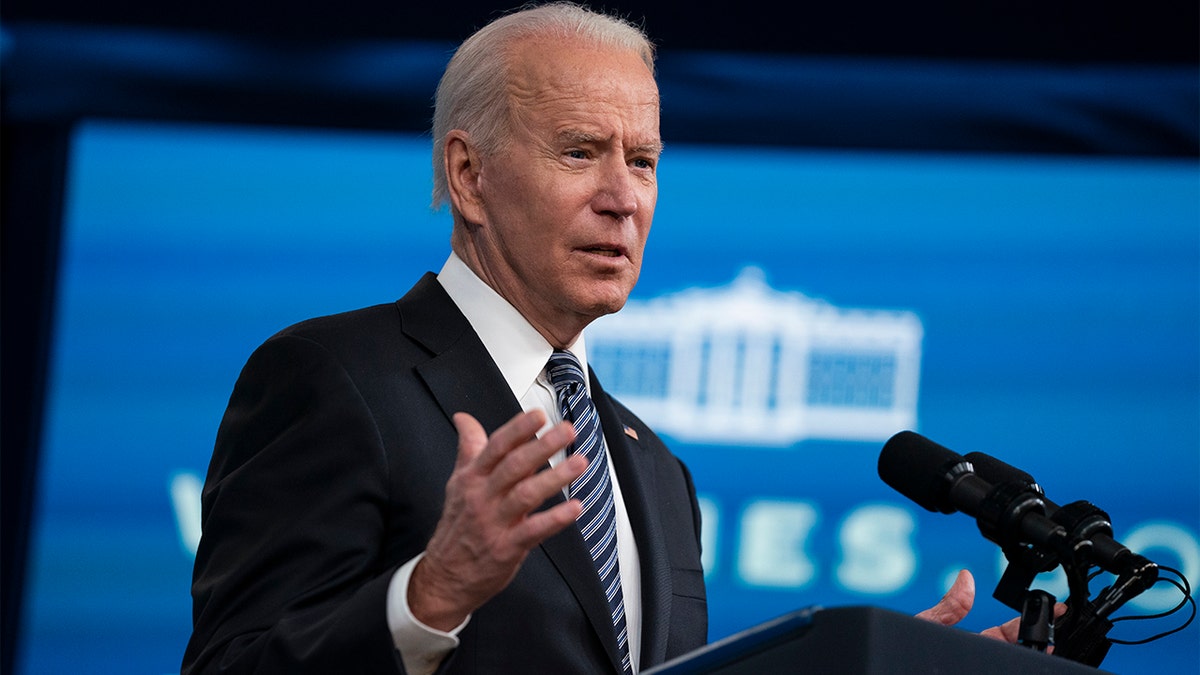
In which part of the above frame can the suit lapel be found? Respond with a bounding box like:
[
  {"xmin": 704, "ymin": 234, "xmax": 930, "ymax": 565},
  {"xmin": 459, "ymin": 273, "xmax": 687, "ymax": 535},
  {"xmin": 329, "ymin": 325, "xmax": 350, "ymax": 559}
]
[
  {"xmin": 399, "ymin": 273, "xmax": 521, "ymax": 434},
  {"xmin": 539, "ymin": 511, "xmax": 625, "ymax": 672},
  {"xmin": 397, "ymin": 274, "xmax": 625, "ymax": 671},
  {"xmin": 591, "ymin": 369, "xmax": 673, "ymax": 670}
]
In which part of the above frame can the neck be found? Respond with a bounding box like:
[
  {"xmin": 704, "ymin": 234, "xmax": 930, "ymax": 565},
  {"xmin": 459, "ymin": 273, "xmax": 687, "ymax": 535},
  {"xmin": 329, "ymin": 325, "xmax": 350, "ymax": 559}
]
[{"xmin": 451, "ymin": 233, "xmax": 588, "ymax": 350}]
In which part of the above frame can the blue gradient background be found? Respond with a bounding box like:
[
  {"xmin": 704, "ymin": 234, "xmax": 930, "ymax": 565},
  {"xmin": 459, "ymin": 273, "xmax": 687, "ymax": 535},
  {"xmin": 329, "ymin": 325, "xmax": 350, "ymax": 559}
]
[{"xmin": 19, "ymin": 120, "xmax": 1199, "ymax": 673}]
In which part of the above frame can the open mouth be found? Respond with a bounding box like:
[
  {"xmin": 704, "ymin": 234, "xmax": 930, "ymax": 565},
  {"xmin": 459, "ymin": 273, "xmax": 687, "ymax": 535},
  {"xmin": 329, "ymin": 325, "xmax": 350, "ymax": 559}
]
[{"xmin": 582, "ymin": 246, "xmax": 623, "ymax": 258}]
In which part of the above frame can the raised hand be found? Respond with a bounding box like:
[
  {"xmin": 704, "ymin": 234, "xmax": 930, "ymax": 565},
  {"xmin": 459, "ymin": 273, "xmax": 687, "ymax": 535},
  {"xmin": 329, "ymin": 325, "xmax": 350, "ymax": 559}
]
[{"xmin": 408, "ymin": 410, "xmax": 587, "ymax": 630}]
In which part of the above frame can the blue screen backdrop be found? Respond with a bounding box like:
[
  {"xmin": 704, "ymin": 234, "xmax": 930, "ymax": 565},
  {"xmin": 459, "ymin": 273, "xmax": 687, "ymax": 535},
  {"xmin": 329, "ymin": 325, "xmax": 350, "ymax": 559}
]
[{"xmin": 19, "ymin": 119, "xmax": 1198, "ymax": 673}]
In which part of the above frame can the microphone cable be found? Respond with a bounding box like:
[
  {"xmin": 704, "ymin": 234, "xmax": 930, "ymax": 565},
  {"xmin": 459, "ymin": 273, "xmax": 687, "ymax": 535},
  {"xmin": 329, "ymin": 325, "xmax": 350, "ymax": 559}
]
[{"xmin": 1104, "ymin": 563, "xmax": 1195, "ymax": 645}]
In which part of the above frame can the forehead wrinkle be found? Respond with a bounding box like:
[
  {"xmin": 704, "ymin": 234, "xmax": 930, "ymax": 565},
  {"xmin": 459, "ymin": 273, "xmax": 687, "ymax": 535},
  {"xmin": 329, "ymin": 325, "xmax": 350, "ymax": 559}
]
[
  {"xmin": 501, "ymin": 42, "xmax": 661, "ymax": 149},
  {"xmin": 503, "ymin": 51, "xmax": 593, "ymax": 112},
  {"xmin": 506, "ymin": 97, "xmax": 661, "ymax": 151}
]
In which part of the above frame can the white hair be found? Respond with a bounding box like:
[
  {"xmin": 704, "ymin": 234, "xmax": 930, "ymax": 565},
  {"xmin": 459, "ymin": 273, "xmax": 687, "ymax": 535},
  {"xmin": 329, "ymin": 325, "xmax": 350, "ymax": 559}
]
[{"xmin": 430, "ymin": 2, "xmax": 656, "ymax": 212}]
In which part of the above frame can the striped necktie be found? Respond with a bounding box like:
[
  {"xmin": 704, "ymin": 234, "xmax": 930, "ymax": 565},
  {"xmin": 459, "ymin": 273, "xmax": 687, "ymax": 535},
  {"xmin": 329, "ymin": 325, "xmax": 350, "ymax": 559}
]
[{"xmin": 547, "ymin": 350, "xmax": 632, "ymax": 674}]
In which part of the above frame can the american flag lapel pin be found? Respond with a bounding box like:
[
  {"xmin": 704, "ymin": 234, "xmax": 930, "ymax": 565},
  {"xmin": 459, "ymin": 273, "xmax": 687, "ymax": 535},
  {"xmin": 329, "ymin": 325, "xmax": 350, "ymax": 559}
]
[{"xmin": 623, "ymin": 424, "xmax": 639, "ymax": 441}]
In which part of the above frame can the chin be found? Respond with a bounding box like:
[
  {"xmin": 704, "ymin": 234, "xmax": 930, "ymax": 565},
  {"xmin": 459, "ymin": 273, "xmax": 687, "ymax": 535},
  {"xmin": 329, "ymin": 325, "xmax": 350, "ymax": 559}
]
[
  {"xmin": 568, "ymin": 273, "xmax": 639, "ymax": 319},
  {"xmin": 582, "ymin": 290, "xmax": 632, "ymax": 319}
]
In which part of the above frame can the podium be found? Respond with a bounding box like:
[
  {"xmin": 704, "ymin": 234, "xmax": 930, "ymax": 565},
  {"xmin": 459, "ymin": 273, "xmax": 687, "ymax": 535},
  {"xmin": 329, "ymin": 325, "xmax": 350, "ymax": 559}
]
[{"xmin": 644, "ymin": 606, "xmax": 1112, "ymax": 674}]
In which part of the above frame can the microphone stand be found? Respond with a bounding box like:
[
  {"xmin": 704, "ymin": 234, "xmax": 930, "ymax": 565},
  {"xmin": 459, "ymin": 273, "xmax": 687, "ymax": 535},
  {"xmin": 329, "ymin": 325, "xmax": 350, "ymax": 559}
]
[
  {"xmin": 993, "ymin": 539, "xmax": 1060, "ymax": 653},
  {"xmin": 988, "ymin": 495, "xmax": 1159, "ymax": 667},
  {"xmin": 1054, "ymin": 552, "xmax": 1159, "ymax": 666},
  {"xmin": 1017, "ymin": 590, "xmax": 1056, "ymax": 651}
]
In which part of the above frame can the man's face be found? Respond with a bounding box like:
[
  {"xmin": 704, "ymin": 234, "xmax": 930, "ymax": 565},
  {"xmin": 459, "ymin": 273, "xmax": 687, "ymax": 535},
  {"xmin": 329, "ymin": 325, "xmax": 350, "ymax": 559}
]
[{"xmin": 460, "ymin": 39, "xmax": 661, "ymax": 346}]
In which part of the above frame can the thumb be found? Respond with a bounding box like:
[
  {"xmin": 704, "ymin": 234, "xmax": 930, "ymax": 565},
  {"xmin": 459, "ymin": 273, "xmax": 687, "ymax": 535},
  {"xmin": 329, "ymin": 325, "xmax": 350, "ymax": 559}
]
[
  {"xmin": 451, "ymin": 412, "xmax": 487, "ymax": 468},
  {"xmin": 916, "ymin": 569, "xmax": 975, "ymax": 627}
]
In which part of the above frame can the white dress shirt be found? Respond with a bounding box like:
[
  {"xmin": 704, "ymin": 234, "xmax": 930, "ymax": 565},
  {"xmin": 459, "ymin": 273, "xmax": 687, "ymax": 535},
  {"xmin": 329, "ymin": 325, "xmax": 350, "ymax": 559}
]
[{"xmin": 386, "ymin": 253, "xmax": 643, "ymax": 674}]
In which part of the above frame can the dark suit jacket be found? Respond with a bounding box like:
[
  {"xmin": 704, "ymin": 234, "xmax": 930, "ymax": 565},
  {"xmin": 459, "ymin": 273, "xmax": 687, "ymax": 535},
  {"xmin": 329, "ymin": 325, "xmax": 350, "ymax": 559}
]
[{"xmin": 183, "ymin": 273, "xmax": 708, "ymax": 674}]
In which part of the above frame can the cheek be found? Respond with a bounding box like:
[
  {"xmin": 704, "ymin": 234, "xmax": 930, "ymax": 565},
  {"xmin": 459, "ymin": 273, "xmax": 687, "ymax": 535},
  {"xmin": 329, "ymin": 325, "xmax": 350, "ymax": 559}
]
[
  {"xmin": 513, "ymin": 176, "xmax": 577, "ymax": 223},
  {"xmin": 634, "ymin": 206, "xmax": 655, "ymax": 251},
  {"xmin": 638, "ymin": 187, "xmax": 657, "ymax": 235},
  {"xmin": 480, "ymin": 158, "xmax": 544, "ymax": 220},
  {"xmin": 489, "ymin": 180, "xmax": 536, "ymax": 222}
]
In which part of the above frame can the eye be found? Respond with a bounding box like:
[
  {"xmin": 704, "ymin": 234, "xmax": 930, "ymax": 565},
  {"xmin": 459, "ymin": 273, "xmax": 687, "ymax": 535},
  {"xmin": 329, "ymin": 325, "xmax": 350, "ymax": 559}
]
[
  {"xmin": 565, "ymin": 149, "xmax": 589, "ymax": 160},
  {"xmin": 632, "ymin": 157, "xmax": 656, "ymax": 171}
]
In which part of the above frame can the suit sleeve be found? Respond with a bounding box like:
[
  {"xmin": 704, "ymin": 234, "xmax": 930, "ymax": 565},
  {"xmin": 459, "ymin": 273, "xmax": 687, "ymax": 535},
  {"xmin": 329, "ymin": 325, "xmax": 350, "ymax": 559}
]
[{"xmin": 182, "ymin": 333, "xmax": 406, "ymax": 674}]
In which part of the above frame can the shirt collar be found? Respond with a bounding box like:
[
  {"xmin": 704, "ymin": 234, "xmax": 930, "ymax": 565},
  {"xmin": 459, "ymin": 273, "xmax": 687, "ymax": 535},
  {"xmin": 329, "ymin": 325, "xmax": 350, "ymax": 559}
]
[{"xmin": 436, "ymin": 252, "xmax": 589, "ymax": 400}]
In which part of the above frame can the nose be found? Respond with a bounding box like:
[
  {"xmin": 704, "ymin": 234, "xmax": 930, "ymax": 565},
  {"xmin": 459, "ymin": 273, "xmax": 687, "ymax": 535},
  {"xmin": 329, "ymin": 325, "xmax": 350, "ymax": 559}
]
[{"xmin": 593, "ymin": 156, "xmax": 639, "ymax": 220}]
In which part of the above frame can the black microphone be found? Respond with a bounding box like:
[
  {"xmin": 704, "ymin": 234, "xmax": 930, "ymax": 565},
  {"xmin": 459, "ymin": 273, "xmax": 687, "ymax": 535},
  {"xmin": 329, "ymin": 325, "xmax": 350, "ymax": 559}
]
[
  {"xmin": 877, "ymin": 430, "xmax": 976, "ymax": 513},
  {"xmin": 882, "ymin": 432, "xmax": 1165, "ymax": 663},
  {"xmin": 964, "ymin": 450, "xmax": 1157, "ymax": 580},
  {"xmin": 878, "ymin": 431, "xmax": 1069, "ymax": 554},
  {"xmin": 963, "ymin": 451, "xmax": 1040, "ymax": 494}
]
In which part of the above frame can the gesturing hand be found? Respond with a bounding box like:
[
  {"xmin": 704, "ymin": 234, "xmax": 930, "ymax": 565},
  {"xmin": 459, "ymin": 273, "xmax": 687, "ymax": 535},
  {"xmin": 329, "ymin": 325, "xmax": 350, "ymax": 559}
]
[
  {"xmin": 916, "ymin": 569, "xmax": 1065, "ymax": 644},
  {"xmin": 408, "ymin": 410, "xmax": 588, "ymax": 631},
  {"xmin": 915, "ymin": 569, "xmax": 980, "ymax": 630}
]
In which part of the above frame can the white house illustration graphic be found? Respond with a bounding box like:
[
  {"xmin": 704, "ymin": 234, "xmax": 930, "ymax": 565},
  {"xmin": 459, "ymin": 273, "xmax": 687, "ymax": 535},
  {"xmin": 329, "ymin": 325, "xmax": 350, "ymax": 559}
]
[{"xmin": 587, "ymin": 267, "xmax": 923, "ymax": 446}]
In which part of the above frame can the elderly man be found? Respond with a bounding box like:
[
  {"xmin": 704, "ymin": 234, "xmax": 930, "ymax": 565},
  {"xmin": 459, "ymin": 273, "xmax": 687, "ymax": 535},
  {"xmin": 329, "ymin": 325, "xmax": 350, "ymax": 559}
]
[{"xmin": 183, "ymin": 3, "xmax": 999, "ymax": 674}]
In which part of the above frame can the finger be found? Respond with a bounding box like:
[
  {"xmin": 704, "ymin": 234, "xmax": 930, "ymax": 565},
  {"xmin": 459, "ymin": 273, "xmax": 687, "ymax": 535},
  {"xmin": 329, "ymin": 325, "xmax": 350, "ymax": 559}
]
[
  {"xmin": 494, "ymin": 451, "xmax": 588, "ymax": 523},
  {"xmin": 451, "ymin": 412, "xmax": 489, "ymax": 469},
  {"xmin": 979, "ymin": 600, "xmax": 1068, "ymax": 644},
  {"xmin": 979, "ymin": 614, "xmax": 1022, "ymax": 643},
  {"xmin": 915, "ymin": 569, "xmax": 975, "ymax": 627},
  {"xmin": 471, "ymin": 409, "xmax": 548, "ymax": 472},
  {"xmin": 509, "ymin": 498, "xmax": 585, "ymax": 550},
  {"xmin": 488, "ymin": 420, "xmax": 576, "ymax": 496}
]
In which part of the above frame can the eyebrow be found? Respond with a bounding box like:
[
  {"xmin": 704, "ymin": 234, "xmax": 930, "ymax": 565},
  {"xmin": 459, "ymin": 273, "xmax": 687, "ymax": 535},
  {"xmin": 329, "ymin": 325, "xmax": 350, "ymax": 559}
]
[
  {"xmin": 630, "ymin": 141, "xmax": 665, "ymax": 157},
  {"xmin": 556, "ymin": 129, "xmax": 602, "ymax": 145},
  {"xmin": 555, "ymin": 129, "xmax": 664, "ymax": 156}
]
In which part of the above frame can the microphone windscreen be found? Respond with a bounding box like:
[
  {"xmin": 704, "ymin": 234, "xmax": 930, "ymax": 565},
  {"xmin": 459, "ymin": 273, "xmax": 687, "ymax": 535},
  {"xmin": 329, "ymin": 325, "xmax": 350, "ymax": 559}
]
[{"xmin": 878, "ymin": 431, "xmax": 969, "ymax": 513}]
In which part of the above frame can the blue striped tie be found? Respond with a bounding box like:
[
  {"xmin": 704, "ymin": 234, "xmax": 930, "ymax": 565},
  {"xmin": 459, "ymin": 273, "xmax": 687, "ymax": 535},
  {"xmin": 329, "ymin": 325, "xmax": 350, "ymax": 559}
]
[{"xmin": 547, "ymin": 350, "xmax": 632, "ymax": 675}]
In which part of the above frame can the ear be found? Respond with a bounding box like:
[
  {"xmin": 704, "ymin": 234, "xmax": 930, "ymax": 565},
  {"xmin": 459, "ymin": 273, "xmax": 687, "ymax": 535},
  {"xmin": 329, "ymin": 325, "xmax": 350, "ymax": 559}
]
[{"xmin": 444, "ymin": 130, "xmax": 487, "ymax": 226}]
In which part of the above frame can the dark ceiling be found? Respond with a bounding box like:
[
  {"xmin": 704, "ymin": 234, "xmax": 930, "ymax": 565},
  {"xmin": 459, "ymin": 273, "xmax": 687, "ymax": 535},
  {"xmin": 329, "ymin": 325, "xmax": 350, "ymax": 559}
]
[{"xmin": 2, "ymin": 0, "xmax": 1197, "ymax": 64}]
